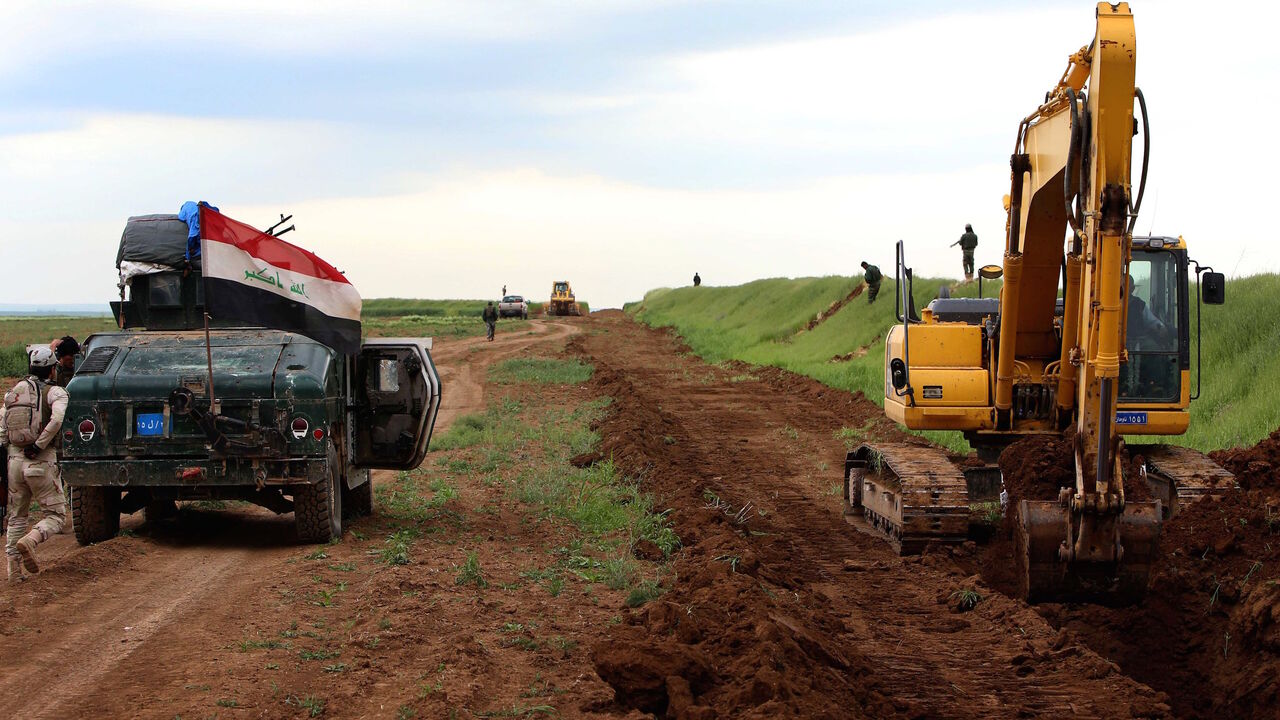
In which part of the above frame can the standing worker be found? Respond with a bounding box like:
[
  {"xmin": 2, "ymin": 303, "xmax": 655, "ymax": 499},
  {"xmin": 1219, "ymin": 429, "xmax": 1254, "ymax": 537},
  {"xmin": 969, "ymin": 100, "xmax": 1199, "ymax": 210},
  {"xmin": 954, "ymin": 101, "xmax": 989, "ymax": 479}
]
[
  {"xmin": 860, "ymin": 261, "xmax": 882, "ymax": 304},
  {"xmin": 693, "ymin": 272, "xmax": 701, "ymax": 287},
  {"xmin": 51, "ymin": 336, "xmax": 80, "ymax": 388},
  {"xmin": 2, "ymin": 347, "xmax": 69, "ymax": 582},
  {"xmin": 952, "ymin": 224, "xmax": 979, "ymax": 281},
  {"xmin": 482, "ymin": 301, "xmax": 498, "ymax": 342}
]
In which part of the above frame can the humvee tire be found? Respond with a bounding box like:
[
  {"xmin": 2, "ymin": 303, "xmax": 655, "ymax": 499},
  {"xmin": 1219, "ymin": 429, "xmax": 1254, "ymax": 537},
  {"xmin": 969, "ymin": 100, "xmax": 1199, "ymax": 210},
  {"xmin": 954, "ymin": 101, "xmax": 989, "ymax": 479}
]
[
  {"xmin": 72, "ymin": 486, "xmax": 121, "ymax": 545},
  {"xmin": 343, "ymin": 472, "xmax": 373, "ymax": 520},
  {"xmin": 295, "ymin": 470, "xmax": 342, "ymax": 543}
]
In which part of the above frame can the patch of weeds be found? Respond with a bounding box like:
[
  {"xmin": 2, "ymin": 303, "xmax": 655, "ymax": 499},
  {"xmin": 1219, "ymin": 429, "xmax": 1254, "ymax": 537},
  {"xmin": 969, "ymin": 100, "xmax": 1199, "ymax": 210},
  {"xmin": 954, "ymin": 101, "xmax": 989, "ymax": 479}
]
[
  {"xmin": 624, "ymin": 579, "xmax": 663, "ymax": 608},
  {"xmin": 951, "ymin": 588, "xmax": 983, "ymax": 612},
  {"xmin": 456, "ymin": 551, "xmax": 488, "ymax": 588},
  {"xmin": 299, "ymin": 648, "xmax": 340, "ymax": 661},
  {"xmin": 328, "ymin": 562, "xmax": 356, "ymax": 572},
  {"xmin": 266, "ymin": 663, "xmax": 280, "ymax": 670},
  {"xmin": 378, "ymin": 617, "xmax": 392, "ymax": 630},
  {"xmin": 285, "ymin": 695, "xmax": 327, "ymax": 717},
  {"xmin": 728, "ymin": 373, "xmax": 758, "ymax": 383},
  {"xmin": 322, "ymin": 663, "xmax": 347, "ymax": 673},
  {"xmin": 714, "ymin": 554, "xmax": 741, "ymax": 572},
  {"xmin": 545, "ymin": 575, "xmax": 564, "ymax": 597},
  {"xmin": 490, "ymin": 357, "xmax": 594, "ymax": 385},
  {"xmin": 475, "ymin": 704, "xmax": 557, "ymax": 718},
  {"xmin": 305, "ymin": 549, "xmax": 329, "ymax": 560},
  {"xmin": 781, "ymin": 424, "xmax": 799, "ymax": 440},
  {"xmin": 311, "ymin": 587, "xmax": 338, "ymax": 607},
  {"xmin": 970, "ymin": 501, "xmax": 1003, "ymax": 525},
  {"xmin": 237, "ymin": 637, "xmax": 288, "ymax": 652},
  {"xmin": 397, "ymin": 706, "xmax": 417, "ymax": 720},
  {"xmin": 380, "ymin": 527, "xmax": 421, "ymax": 566},
  {"xmin": 603, "ymin": 556, "xmax": 637, "ymax": 590},
  {"xmin": 216, "ymin": 698, "xmax": 238, "ymax": 708},
  {"xmin": 365, "ymin": 637, "xmax": 381, "ymax": 650}
]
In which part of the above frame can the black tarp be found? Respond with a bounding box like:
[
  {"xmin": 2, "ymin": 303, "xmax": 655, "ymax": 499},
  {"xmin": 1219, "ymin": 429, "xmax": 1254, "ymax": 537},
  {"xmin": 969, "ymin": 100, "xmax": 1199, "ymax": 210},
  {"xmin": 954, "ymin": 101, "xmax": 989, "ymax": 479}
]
[{"xmin": 115, "ymin": 214, "xmax": 198, "ymax": 270}]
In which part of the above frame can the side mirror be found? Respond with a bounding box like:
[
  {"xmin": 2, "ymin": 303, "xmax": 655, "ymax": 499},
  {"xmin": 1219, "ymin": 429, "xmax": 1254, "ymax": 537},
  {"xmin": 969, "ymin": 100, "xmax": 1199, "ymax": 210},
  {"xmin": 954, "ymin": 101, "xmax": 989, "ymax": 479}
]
[{"xmin": 1202, "ymin": 272, "xmax": 1225, "ymax": 305}]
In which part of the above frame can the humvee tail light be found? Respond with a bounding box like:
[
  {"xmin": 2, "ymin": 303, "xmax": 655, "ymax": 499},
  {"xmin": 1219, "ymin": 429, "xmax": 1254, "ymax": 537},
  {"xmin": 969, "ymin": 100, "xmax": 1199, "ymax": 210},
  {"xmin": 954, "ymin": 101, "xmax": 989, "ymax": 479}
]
[
  {"xmin": 78, "ymin": 419, "xmax": 96, "ymax": 441},
  {"xmin": 291, "ymin": 417, "xmax": 309, "ymax": 439},
  {"xmin": 312, "ymin": 428, "xmax": 325, "ymax": 441}
]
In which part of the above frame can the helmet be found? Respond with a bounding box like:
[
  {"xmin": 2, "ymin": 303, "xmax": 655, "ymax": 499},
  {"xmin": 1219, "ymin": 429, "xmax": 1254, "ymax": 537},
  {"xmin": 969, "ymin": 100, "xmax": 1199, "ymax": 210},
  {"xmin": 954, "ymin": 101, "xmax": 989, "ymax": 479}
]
[{"xmin": 28, "ymin": 346, "xmax": 56, "ymax": 369}]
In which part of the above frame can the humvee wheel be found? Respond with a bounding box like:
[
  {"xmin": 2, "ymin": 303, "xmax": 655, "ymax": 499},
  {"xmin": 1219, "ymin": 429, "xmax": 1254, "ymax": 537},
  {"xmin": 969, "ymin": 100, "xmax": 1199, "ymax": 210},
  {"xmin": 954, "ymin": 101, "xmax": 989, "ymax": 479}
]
[
  {"xmin": 343, "ymin": 471, "xmax": 374, "ymax": 520},
  {"xmin": 295, "ymin": 463, "xmax": 342, "ymax": 543},
  {"xmin": 72, "ymin": 486, "xmax": 121, "ymax": 545}
]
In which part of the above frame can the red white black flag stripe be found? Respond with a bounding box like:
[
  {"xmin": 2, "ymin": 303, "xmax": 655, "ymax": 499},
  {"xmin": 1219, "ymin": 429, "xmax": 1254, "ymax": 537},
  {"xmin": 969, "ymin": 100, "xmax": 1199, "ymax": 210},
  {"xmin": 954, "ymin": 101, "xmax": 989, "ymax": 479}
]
[{"xmin": 199, "ymin": 207, "xmax": 362, "ymax": 354}]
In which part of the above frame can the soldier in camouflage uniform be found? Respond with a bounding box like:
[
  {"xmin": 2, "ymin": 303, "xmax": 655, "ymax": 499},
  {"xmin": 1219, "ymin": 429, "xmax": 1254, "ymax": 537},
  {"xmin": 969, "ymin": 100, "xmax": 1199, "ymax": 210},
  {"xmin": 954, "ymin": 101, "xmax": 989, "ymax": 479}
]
[
  {"xmin": 860, "ymin": 261, "xmax": 882, "ymax": 304},
  {"xmin": 954, "ymin": 224, "xmax": 978, "ymax": 281},
  {"xmin": 3, "ymin": 347, "xmax": 69, "ymax": 582}
]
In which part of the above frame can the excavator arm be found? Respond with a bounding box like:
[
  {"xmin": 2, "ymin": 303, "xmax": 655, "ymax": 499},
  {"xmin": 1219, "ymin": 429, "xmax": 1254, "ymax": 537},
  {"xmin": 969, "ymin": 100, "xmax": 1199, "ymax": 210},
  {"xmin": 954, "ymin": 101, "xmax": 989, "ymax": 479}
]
[{"xmin": 1002, "ymin": 3, "xmax": 1162, "ymax": 600}]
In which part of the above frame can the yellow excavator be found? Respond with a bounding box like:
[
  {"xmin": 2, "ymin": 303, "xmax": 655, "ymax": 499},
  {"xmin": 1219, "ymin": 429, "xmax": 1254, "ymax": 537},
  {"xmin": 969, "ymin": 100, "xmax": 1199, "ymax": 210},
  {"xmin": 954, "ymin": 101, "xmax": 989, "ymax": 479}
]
[{"xmin": 843, "ymin": 3, "xmax": 1233, "ymax": 602}]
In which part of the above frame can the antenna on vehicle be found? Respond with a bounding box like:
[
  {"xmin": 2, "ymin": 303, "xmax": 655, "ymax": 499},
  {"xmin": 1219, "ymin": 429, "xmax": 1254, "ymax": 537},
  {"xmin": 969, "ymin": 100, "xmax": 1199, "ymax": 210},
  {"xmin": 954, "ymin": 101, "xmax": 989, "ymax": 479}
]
[{"xmin": 1144, "ymin": 189, "xmax": 1158, "ymax": 236}]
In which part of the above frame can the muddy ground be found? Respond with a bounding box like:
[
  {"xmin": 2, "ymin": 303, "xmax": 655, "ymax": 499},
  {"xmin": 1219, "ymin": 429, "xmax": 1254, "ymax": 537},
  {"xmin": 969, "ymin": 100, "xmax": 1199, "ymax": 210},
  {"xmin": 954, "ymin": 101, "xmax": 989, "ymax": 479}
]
[{"xmin": 2, "ymin": 312, "xmax": 1276, "ymax": 718}]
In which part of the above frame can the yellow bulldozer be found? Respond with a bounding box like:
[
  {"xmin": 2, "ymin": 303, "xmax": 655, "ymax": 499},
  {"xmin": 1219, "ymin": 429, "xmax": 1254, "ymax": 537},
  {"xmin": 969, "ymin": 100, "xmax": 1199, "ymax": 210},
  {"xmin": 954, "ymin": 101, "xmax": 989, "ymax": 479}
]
[
  {"xmin": 842, "ymin": 2, "xmax": 1234, "ymax": 603},
  {"xmin": 547, "ymin": 280, "xmax": 582, "ymax": 317}
]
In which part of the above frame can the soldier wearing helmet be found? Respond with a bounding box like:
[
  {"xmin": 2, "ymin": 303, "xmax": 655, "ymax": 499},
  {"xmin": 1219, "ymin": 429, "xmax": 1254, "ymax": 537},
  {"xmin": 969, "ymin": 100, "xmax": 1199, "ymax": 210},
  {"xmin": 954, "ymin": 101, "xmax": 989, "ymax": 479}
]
[{"xmin": 1, "ymin": 346, "xmax": 70, "ymax": 582}]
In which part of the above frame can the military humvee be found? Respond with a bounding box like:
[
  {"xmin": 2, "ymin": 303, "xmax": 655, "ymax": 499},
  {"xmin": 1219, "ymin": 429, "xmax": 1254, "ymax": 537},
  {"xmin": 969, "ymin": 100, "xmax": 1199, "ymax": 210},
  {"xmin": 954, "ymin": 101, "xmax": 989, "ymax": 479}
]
[{"xmin": 60, "ymin": 214, "xmax": 441, "ymax": 543}]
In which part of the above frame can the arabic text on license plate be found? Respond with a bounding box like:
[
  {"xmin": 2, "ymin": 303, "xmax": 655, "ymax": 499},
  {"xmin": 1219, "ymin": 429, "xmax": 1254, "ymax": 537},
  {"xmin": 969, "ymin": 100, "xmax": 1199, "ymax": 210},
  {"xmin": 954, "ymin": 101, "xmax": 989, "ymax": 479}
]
[
  {"xmin": 1115, "ymin": 411, "xmax": 1148, "ymax": 425},
  {"xmin": 136, "ymin": 412, "xmax": 165, "ymax": 436}
]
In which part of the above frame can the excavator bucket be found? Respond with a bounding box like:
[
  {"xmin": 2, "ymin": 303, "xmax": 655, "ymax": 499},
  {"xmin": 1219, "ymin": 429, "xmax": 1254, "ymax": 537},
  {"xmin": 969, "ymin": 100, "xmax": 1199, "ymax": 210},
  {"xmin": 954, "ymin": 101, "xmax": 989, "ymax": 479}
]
[{"xmin": 1017, "ymin": 499, "xmax": 1161, "ymax": 605}]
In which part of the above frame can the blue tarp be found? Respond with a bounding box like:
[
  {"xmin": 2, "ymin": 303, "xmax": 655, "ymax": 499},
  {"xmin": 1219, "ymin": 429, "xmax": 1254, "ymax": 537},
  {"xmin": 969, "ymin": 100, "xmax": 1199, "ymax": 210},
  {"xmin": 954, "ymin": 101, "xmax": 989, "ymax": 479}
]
[{"xmin": 179, "ymin": 200, "xmax": 219, "ymax": 260}]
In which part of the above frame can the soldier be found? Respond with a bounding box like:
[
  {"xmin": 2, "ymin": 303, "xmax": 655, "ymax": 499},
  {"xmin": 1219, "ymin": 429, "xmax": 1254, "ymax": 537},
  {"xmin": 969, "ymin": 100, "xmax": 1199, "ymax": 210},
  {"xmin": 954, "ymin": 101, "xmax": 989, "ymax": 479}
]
[
  {"xmin": 482, "ymin": 301, "xmax": 498, "ymax": 342},
  {"xmin": 860, "ymin": 261, "xmax": 882, "ymax": 304},
  {"xmin": 952, "ymin": 224, "xmax": 979, "ymax": 281},
  {"xmin": 51, "ymin": 335, "xmax": 80, "ymax": 388},
  {"xmin": 693, "ymin": 272, "xmax": 701, "ymax": 287},
  {"xmin": 2, "ymin": 347, "xmax": 69, "ymax": 582}
]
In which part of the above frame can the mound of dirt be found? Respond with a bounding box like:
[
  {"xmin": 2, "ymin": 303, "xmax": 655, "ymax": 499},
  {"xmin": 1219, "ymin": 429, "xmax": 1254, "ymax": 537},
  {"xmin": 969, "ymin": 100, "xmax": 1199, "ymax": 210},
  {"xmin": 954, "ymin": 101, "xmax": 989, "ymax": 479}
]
[
  {"xmin": 1210, "ymin": 426, "xmax": 1280, "ymax": 491},
  {"xmin": 1041, "ymin": 489, "xmax": 1280, "ymax": 719},
  {"xmin": 999, "ymin": 434, "xmax": 1075, "ymax": 503}
]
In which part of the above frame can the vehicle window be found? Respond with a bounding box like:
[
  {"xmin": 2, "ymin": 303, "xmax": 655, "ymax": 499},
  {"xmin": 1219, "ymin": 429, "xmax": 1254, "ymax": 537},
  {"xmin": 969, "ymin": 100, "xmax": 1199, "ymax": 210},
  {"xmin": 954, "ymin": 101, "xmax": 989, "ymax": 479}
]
[
  {"xmin": 149, "ymin": 273, "xmax": 182, "ymax": 307},
  {"xmin": 1120, "ymin": 251, "xmax": 1180, "ymax": 402},
  {"xmin": 378, "ymin": 359, "xmax": 400, "ymax": 392}
]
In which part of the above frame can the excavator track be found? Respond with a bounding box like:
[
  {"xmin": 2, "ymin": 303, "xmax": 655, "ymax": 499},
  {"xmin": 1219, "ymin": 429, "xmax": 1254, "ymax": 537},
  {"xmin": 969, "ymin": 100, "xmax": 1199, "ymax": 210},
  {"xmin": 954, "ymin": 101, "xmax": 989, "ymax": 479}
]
[
  {"xmin": 1130, "ymin": 443, "xmax": 1236, "ymax": 519},
  {"xmin": 843, "ymin": 443, "xmax": 968, "ymax": 554}
]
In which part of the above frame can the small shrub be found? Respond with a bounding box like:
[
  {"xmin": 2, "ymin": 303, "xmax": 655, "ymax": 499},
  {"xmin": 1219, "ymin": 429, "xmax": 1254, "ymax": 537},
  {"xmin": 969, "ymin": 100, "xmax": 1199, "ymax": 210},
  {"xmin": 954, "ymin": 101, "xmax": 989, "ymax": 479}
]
[{"xmin": 456, "ymin": 552, "xmax": 488, "ymax": 588}]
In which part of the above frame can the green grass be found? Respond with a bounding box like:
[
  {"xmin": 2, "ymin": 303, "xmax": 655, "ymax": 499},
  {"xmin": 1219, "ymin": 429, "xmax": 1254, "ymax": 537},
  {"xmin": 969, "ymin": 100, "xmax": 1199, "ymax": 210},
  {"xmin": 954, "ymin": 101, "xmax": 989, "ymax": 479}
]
[
  {"xmin": 0, "ymin": 316, "xmax": 119, "ymax": 378},
  {"xmin": 631, "ymin": 272, "xmax": 1280, "ymax": 453},
  {"xmin": 489, "ymin": 357, "xmax": 594, "ymax": 385}
]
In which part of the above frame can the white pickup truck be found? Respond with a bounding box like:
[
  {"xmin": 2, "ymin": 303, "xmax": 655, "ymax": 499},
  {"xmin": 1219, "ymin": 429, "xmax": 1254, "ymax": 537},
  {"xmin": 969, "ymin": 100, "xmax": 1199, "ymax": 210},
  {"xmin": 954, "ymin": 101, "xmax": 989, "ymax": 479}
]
[{"xmin": 498, "ymin": 295, "xmax": 528, "ymax": 319}]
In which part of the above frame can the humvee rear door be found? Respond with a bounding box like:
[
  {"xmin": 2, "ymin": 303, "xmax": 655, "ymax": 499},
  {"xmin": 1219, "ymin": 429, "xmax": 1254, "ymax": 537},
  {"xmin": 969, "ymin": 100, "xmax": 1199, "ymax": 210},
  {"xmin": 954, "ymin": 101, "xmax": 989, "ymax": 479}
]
[{"xmin": 352, "ymin": 339, "xmax": 441, "ymax": 470}]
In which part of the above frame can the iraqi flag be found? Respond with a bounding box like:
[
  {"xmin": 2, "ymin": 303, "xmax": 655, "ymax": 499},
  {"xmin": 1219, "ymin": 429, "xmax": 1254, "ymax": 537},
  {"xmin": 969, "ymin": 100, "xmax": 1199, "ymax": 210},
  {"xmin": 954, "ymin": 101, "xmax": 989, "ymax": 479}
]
[{"xmin": 200, "ymin": 206, "xmax": 362, "ymax": 355}]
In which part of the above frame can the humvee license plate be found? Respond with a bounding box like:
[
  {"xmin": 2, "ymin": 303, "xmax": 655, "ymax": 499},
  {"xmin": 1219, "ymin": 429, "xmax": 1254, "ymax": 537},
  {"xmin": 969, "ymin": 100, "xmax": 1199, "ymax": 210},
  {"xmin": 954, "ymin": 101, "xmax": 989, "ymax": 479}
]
[{"xmin": 135, "ymin": 412, "xmax": 165, "ymax": 436}]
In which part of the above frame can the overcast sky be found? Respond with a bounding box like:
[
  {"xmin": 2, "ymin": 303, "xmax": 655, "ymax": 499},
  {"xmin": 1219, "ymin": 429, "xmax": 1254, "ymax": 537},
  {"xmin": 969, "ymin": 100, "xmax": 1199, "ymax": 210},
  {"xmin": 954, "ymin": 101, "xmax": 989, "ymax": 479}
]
[{"xmin": 2, "ymin": 1, "xmax": 1276, "ymax": 309}]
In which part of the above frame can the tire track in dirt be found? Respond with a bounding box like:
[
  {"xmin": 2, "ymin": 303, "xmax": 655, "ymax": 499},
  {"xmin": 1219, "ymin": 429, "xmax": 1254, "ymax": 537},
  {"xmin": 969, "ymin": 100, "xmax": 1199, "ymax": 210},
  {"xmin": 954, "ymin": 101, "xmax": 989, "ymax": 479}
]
[
  {"xmin": 577, "ymin": 313, "xmax": 1170, "ymax": 718},
  {"xmin": 0, "ymin": 319, "xmax": 581, "ymax": 719}
]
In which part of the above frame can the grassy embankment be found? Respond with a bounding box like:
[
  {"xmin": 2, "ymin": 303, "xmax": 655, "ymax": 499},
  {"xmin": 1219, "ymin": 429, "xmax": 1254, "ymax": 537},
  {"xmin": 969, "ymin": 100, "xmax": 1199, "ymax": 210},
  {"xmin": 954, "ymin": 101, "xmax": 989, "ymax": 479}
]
[{"xmin": 629, "ymin": 273, "xmax": 1280, "ymax": 453}]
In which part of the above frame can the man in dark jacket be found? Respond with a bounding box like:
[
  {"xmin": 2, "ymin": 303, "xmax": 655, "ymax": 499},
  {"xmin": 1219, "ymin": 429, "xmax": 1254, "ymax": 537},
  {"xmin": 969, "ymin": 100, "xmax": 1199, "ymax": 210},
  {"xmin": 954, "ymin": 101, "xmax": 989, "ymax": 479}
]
[
  {"xmin": 482, "ymin": 302, "xmax": 498, "ymax": 341},
  {"xmin": 953, "ymin": 224, "xmax": 978, "ymax": 281},
  {"xmin": 861, "ymin": 261, "xmax": 882, "ymax": 303},
  {"xmin": 51, "ymin": 336, "xmax": 80, "ymax": 388}
]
